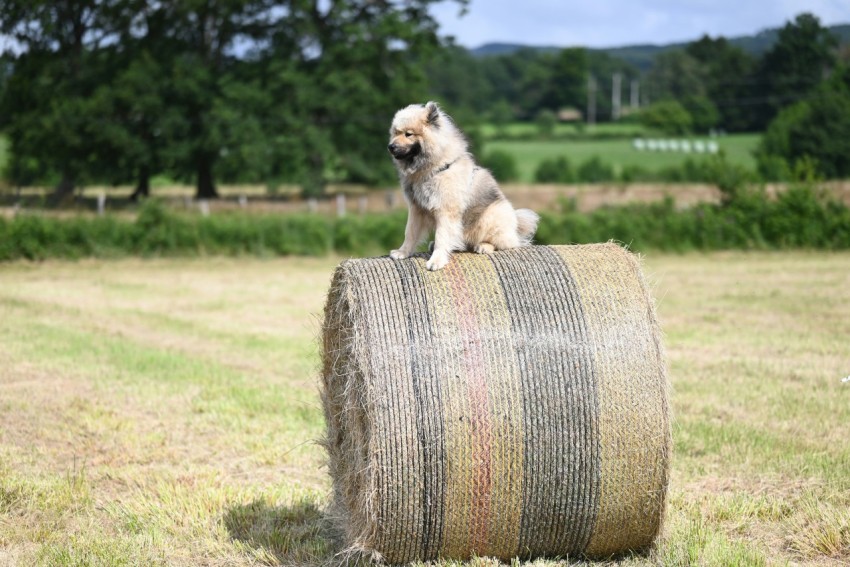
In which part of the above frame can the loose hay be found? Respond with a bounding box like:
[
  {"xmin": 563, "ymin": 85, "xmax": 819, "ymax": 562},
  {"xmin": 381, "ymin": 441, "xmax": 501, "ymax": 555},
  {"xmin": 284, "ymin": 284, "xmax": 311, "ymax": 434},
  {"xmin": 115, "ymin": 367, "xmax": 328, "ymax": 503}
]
[{"xmin": 321, "ymin": 243, "xmax": 671, "ymax": 564}]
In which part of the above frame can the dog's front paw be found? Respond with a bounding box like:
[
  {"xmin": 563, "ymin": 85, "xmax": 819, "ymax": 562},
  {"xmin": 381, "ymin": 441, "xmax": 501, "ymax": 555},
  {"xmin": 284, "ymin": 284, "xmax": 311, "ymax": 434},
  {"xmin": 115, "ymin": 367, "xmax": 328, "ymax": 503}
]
[
  {"xmin": 390, "ymin": 249, "xmax": 409, "ymax": 260},
  {"xmin": 474, "ymin": 242, "xmax": 495, "ymax": 254},
  {"xmin": 426, "ymin": 249, "xmax": 451, "ymax": 271}
]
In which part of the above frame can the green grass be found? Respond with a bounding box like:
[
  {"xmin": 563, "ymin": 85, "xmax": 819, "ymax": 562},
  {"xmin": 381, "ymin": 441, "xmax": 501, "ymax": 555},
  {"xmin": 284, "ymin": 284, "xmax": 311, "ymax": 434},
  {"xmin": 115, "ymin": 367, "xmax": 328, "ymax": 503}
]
[
  {"xmin": 1, "ymin": 252, "xmax": 848, "ymax": 565},
  {"xmin": 488, "ymin": 133, "xmax": 761, "ymax": 183},
  {"xmin": 479, "ymin": 121, "xmax": 647, "ymax": 139}
]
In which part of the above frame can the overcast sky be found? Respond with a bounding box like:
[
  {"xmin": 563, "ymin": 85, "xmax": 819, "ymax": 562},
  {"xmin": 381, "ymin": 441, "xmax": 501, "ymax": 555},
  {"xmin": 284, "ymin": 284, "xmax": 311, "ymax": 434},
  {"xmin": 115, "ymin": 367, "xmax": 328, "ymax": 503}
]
[{"xmin": 430, "ymin": 0, "xmax": 849, "ymax": 49}]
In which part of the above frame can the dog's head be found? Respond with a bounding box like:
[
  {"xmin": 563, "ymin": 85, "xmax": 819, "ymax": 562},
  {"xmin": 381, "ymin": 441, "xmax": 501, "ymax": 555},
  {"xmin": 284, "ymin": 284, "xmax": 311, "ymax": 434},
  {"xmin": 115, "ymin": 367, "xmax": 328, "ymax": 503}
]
[{"xmin": 387, "ymin": 101, "xmax": 443, "ymax": 162}]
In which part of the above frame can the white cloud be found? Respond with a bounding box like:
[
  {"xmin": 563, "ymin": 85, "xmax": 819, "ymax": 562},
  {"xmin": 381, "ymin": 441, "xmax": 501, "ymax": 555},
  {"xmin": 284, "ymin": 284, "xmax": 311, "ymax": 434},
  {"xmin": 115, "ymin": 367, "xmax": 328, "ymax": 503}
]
[{"xmin": 431, "ymin": 0, "xmax": 849, "ymax": 48}]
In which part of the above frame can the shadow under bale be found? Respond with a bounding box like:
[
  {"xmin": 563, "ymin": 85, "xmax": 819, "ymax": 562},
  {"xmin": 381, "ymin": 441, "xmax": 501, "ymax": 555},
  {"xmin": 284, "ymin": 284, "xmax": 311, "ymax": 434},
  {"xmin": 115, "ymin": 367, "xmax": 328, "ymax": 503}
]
[
  {"xmin": 321, "ymin": 243, "xmax": 671, "ymax": 564},
  {"xmin": 223, "ymin": 498, "xmax": 335, "ymax": 566}
]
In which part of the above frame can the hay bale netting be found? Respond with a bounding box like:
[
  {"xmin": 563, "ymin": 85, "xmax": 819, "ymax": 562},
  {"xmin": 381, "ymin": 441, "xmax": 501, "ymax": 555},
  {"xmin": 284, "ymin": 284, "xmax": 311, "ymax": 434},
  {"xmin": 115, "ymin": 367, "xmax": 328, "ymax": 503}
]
[{"xmin": 321, "ymin": 243, "xmax": 671, "ymax": 563}]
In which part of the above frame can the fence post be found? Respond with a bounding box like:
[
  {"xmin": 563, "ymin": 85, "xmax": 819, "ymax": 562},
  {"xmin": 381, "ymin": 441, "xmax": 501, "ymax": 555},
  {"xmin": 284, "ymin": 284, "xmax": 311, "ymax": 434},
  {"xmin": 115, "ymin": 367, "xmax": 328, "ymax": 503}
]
[
  {"xmin": 336, "ymin": 193, "xmax": 346, "ymax": 218},
  {"xmin": 97, "ymin": 192, "xmax": 106, "ymax": 216}
]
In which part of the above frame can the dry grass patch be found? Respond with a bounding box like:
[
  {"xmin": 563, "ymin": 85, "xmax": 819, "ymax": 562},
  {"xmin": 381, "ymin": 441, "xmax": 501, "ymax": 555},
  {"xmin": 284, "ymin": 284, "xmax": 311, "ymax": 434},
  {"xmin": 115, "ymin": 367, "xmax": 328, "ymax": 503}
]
[
  {"xmin": 0, "ymin": 251, "xmax": 848, "ymax": 565},
  {"xmin": 785, "ymin": 497, "xmax": 850, "ymax": 561}
]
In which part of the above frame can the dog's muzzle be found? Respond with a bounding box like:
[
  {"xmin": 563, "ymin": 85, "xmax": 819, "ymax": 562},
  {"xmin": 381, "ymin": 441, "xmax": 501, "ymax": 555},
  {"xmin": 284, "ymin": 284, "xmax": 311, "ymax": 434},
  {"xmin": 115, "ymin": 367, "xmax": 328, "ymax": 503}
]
[{"xmin": 388, "ymin": 142, "xmax": 420, "ymax": 160}]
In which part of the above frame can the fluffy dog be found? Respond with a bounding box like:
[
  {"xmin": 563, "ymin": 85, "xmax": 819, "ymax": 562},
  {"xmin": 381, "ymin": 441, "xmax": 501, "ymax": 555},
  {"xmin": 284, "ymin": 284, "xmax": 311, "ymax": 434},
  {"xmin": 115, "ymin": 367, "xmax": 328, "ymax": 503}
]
[{"xmin": 387, "ymin": 101, "xmax": 539, "ymax": 271}]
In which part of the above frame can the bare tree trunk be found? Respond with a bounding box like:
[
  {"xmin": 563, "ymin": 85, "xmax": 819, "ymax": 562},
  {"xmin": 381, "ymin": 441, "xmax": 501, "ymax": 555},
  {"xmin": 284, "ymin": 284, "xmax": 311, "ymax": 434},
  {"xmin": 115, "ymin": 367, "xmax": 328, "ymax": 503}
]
[
  {"xmin": 130, "ymin": 165, "xmax": 150, "ymax": 201},
  {"xmin": 52, "ymin": 173, "xmax": 75, "ymax": 204},
  {"xmin": 195, "ymin": 155, "xmax": 218, "ymax": 199}
]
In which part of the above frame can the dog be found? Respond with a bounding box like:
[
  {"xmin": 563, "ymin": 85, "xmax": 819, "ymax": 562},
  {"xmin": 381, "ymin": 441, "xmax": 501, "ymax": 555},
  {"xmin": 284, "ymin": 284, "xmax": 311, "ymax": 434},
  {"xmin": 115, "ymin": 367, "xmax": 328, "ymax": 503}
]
[{"xmin": 387, "ymin": 101, "xmax": 539, "ymax": 271}]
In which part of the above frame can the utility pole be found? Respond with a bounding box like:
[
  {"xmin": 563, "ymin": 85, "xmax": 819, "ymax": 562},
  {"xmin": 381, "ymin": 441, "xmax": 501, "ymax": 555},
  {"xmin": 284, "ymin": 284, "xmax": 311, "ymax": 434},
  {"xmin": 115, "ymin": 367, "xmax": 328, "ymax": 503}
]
[
  {"xmin": 630, "ymin": 79, "xmax": 639, "ymax": 109},
  {"xmin": 612, "ymin": 72, "xmax": 622, "ymax": 121},
  {"xmin": 587, "ymin": 75, "xmax": 597, "ymax": 126}
]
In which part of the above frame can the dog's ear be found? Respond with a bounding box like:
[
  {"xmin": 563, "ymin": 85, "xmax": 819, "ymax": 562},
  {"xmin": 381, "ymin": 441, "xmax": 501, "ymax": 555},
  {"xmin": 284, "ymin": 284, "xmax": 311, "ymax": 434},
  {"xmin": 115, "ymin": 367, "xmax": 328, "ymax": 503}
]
[{"xmin": 425, "ymin": 101, "xmax": 440, "ymax": 127}]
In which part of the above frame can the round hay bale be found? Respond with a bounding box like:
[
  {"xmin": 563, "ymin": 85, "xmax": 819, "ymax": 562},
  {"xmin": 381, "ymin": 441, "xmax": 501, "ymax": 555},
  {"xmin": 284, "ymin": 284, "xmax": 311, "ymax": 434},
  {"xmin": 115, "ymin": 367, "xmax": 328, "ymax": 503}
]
[{"xmin": 321, "ymin": 243, "xmax": 671, "ymax": 563}]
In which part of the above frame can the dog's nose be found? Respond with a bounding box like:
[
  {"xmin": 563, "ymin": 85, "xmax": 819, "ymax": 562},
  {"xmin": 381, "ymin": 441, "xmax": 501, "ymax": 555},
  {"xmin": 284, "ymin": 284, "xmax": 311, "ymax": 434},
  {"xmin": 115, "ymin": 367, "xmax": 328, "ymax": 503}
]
[{"xmin": 388, "ymin": 143, "xmax": 397, "ymax": 152}]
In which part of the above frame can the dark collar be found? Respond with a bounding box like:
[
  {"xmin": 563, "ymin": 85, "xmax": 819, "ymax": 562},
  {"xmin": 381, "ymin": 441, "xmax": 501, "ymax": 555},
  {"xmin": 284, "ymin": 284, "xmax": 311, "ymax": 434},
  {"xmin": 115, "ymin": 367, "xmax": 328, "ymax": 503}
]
[{"xmin": 435, "ymin": 158, "xmax": 459, "ymax": 174}]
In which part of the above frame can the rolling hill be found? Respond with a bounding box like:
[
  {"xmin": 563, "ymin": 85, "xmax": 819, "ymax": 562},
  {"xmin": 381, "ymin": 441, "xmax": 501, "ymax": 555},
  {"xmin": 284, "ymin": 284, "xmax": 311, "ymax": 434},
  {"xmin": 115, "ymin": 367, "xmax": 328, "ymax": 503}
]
[{"xmin": 470, "ymin": 23, "xmax": 850, "ymax": 70}]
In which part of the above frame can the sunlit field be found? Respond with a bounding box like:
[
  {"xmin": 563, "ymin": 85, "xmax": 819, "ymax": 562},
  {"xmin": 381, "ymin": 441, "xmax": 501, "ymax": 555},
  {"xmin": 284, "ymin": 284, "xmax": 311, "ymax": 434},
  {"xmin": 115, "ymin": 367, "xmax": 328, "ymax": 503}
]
[
  {"xmin": 1, "ymin": 251, "xmax": 848, "ymax": 565},
  {"xmin": 488, "ymin": 133, "xmax": 761, "ymax": 183}
]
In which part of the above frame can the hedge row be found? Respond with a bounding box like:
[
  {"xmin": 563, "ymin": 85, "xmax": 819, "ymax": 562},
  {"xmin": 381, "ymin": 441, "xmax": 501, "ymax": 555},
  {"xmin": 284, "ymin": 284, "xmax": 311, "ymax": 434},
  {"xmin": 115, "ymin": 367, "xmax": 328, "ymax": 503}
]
[{"xmin": 1, "ymin": 185, "xmax": 849, "ymax": 261}]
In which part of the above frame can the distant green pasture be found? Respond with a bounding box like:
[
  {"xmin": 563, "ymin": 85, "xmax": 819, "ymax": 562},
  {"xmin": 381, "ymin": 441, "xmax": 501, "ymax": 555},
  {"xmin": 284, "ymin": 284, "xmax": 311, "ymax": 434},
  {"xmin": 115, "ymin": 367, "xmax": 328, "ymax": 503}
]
[
  {"xmin": 488, "ymin": 133, "xmax": 761, "ymax": 182},
  {"xmin": 478, "ymin": 121, "xmax": 647, "ymax": 139}
]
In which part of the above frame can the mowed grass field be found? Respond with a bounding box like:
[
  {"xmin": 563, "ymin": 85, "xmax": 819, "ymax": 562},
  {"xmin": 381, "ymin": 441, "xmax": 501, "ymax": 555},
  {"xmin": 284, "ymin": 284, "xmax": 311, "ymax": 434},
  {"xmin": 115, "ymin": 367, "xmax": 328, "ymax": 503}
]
[
  {"xmin": 1, "ymin": 252, "xmax": 849, "ymax": 566},
  {"xmin": 488, "ymin": 134, "xmax": 761, "ymax": 183}
]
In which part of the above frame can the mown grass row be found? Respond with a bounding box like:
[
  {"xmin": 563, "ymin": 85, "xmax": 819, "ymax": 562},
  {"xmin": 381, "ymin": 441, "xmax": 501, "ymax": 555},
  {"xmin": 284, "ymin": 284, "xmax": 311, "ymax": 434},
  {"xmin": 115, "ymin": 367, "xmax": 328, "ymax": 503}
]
[{"xmin": 2, "ymin": 184, "xmax": 849, "ymax": 261}]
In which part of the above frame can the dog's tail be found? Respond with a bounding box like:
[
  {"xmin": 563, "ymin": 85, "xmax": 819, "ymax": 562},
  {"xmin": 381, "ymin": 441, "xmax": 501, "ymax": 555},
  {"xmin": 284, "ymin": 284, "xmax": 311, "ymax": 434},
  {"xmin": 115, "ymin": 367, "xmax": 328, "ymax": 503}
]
[{"xmin": 515, "ymin": 208, "xmax": 540, "ymax": 246}]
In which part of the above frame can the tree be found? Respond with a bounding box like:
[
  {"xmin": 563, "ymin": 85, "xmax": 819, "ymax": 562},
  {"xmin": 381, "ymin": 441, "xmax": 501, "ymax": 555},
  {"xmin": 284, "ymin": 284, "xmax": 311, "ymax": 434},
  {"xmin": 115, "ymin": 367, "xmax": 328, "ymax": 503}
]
[
  {"xmin": 540, "ymin": 48, "xmax": 587, "ymax": 112},
  {"xmin": 425, "ymin": 45, "xmax": 493, "ymax": 116},
  {"xmin": 1, "ymin": 0, "xmax": 467, "ymax": 199},
  {"xmin": 686, "ymin": 35, "xmax": 755, "ymax": 132},
  {"xmin": 752, "ymin": 12, "xmax": 838, "ymax": 129},
  {"xmin": 260, "ymin": 0, "xmax": 463, "ymax": 195},
  {"xmin": 757, "ymin": 66, "xmax": 850, "ymax": 179},
  {"xmin": 534, "ymin": 109, "xmax": 557, "ymax": 138},
  {"xmin": 646, "ymin": 50, "xmax": 707, "ymax": 102},
  {"xmin": 639, "ymin": 100, "xmax": 693, "ymax": 135},
  {"xmin": 681, "ymin": 95, "xmax": 719, "ymax": 133},
  {"xmin": 89, "ymin": 52, "xmax": 179, "ymax": 200},
  {"xmin": 0, "ymin": 0, "xmax": 119, "ymax": 200},
  {"xmin": 488, "ymin": 99, "xmax": 514, "ymax": 138}
]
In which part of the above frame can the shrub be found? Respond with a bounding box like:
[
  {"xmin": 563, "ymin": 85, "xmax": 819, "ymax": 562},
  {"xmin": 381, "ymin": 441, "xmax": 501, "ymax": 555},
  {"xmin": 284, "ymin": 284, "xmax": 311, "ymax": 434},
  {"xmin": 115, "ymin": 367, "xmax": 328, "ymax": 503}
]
[
  {"xmin": 534, "ymin": 156, "xmax": 574, "ymax": 183},
  {"xmin": 535, "ymin": 109, "xmax": 557, "ymax": 138},
  {"xmin": 481, "ymin": 150, "xmax": 519, "ymax": 183},
  {"xmin": 2, "ymin": 184, "xmax": 849, "ymax": 262},
  {"xmin": 577, "ymin": 156, "xmax": 616, "ymax": 183},
  {"xmin": 639, "ymin": 100, "xmax": 693, "ymax": 135},
  {"xmin": 620, "ymin": 165, "xmax": 655, "ymax": 183}
]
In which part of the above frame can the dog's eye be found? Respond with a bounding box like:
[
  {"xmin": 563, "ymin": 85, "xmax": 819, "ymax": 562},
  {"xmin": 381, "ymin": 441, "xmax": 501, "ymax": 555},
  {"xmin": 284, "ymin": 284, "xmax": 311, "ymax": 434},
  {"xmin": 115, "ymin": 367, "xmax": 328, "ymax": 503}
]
[{"xmin": 405, "ymin": 131, "xmax": 414, "ymax": 138}]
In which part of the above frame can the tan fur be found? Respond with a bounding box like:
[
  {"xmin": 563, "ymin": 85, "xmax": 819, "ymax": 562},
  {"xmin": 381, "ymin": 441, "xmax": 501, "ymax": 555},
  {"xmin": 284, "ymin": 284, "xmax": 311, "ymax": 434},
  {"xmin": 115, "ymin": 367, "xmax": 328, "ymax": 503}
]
[{"xmin": 387, "ymin": 102, "xmax": 539, "ymax": 270}]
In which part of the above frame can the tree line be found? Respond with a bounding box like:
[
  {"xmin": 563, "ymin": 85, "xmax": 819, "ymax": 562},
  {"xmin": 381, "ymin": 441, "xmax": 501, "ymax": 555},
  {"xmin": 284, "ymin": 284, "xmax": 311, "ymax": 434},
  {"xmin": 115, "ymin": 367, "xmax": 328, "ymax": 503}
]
[
  {"xmin": 0, "ymin": 5, "xmax": 848, "ymax": 199},
  {"xmin": 0, "ymin": 0, "xmax": 463, "ymax": 200},
  {"xmin": 426, "ymin": 12, "xmax": 850, "ymax": 179},
  {"xmin": 428, "ymin": 13, "xmax": 843, "ymax": 135}
]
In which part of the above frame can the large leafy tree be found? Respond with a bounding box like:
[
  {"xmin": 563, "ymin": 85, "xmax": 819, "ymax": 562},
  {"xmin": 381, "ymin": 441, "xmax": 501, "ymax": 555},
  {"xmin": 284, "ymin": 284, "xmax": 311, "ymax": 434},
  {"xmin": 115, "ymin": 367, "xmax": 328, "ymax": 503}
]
[
  {"xmin": 646, "ymin": 50, "xmax": 707, "ymax": 102},
  {"xmin": 643, "ymin": 49, "xmax": 719, "ymax": 132},
  {"xmin": 259, "ymin": 0, "xmax": 459, "ymax": 194},
  {"xmin": 752, "ymin": 12, "xmax": 838, "ymax": 129},
  {"xmin": 686, "ymin": 35, "xmax": 755, "ymax": 132},
  {"xmin": 425, "ymin": 45, "xmax": 494, "ymax": 116},
  {"xmin": 539, "ymin": 48, "xmax": 588, "ymax": 113},
  {"xmin": 1, "ymin": 0, "xmax": 464, "ymax": 199},
  {"xmin": 757, "ymin": 65, "xmax": 850, "ymax": 179},
  {"xmin": 0, "ymin": 0, "xmax": 121, "ymax": 199}
]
